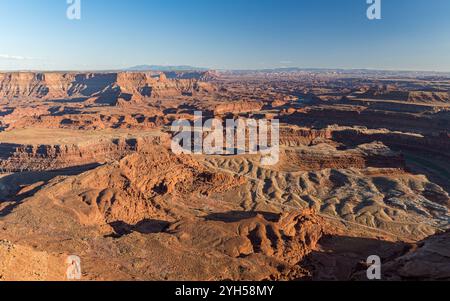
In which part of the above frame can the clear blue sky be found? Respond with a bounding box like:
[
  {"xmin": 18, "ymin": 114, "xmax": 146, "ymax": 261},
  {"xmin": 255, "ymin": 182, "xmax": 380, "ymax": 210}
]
[{"xmin": 0, "ymin": 0, "xmax": 449, "ymax": 71}]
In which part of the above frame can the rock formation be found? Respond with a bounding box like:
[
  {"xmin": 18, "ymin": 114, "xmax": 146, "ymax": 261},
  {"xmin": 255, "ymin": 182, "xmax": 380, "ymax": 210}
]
[
  {"xmin": 0, "ymin": 71, "xmax": 215, "ymax": 103},
  {"xmin": 0, "ymin": 70, "xmax": 449, "ymax": 281},
  {"xmin": 214, "ymin": 101, "xmax": 264, "ymax": 115}
]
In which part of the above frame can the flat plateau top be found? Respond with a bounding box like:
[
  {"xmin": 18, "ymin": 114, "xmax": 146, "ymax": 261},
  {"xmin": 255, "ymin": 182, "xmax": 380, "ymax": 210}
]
[{"xmin": 0, "ymin": 128, "xmax": 161, "ymax": 145}]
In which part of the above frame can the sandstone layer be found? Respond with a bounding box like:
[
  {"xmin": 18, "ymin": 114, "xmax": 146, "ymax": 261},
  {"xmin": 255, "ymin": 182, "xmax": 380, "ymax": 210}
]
[{"xmin": 0, "ymin": 70, "xmax": 449, "ymax": 281}]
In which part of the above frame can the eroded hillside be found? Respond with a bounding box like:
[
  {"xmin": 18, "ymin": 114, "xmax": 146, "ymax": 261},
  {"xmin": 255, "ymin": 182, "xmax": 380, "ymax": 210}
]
[{"xmin": 0, "ymin": 71, "xmax": 449, "ymax": 280}]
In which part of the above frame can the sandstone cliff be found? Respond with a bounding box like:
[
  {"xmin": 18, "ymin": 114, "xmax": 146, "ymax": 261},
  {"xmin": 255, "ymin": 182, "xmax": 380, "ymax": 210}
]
[
  {"xmin": 0, "ymin": 136, "xmax": 167, "ymax": 173},
  {"xmin": 0, "ymin": 71, "xmax": 216, "ymax": 103},
  {"xmin": 214, "ymin": 101, "xmax": 264, "ymax": 115},
  {"xmin": 360, "ymin": 87, "xmax": 449, "ymax": 104}
]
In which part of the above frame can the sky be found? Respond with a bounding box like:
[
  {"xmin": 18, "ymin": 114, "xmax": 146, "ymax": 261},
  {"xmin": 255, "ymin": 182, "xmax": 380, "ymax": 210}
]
[{"xmin": 0, "ymin": 0, "xmax": 449, "ymax": 71}]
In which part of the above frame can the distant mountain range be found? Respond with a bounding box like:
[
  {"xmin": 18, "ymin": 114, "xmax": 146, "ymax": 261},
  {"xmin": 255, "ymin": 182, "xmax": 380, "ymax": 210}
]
[{"xmin": 126, "ymin": 65, "xmax": 209, "ymax": 72}]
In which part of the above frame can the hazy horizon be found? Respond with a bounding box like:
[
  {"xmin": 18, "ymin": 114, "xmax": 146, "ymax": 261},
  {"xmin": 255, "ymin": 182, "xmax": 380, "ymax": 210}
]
[{"xmin": 1, "ymin": 66, "xmax": 450, "ymax": 74}]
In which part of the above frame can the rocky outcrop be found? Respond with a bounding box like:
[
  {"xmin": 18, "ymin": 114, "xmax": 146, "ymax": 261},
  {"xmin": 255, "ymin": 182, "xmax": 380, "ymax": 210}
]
[
  {"xmin": 333, "ymin": 128, "xmax": 450, "ymax": 160},
  {"xmin": 279, "ymin": 127, "xmax": 332, "ymax": 146},
  {"xmin": 271, "ymin": 99, "xmax": 288, "ymax": 108},
  {"xmin": 408, "ymin": 91, "xmax": 449, "ymax": 103},
  {"xmin": 282, "ymin": 106, "xmax": 450, "ymax": 135},
  {"xmin": 360, "ymin": 88, "xmax": 449, "ymax": 104},
  {"xmin": 280, "ymin": 142, "xmax": 406, "ymax": 171},
  {"xmin": 0, "ymin": 136, "xmax": 166, "ymax": 172},
  {"xmin": 2, "ymin": 111, "xmax": 170, "ymax": 131},
  {"xmin": 214, "ymin": 101, "xmax": 264, "ymax": 115},
  {"xmin": 115, "ymin": 72, "xmax": 215, "ymax": 100},
  {"xmin": 348, "ymin": 230, "xmax": 450, "ymax": 281},
  {"xmin": 35, "ymin": 147, "xmax": 247, "ymax": 225},
  {"xmin": 0, "ymin": 71, "xmax": 215, "ymax": 103},
  {"xmin": 0, "ymin": 72, "xmax": 117, "ymax": 99},
  {"xmin": 381, "ymin": 230, "xmax": 450, "ymax": 280},
  {"xmin": 168, "ymin": 209, "xmax": 323, "ymax": 265}
]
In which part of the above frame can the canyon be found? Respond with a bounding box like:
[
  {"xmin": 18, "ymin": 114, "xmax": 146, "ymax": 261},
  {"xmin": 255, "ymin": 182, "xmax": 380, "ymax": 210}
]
[{"xmin": 0, "ymin": 69, "xmax": 449, "ymax": 281}]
